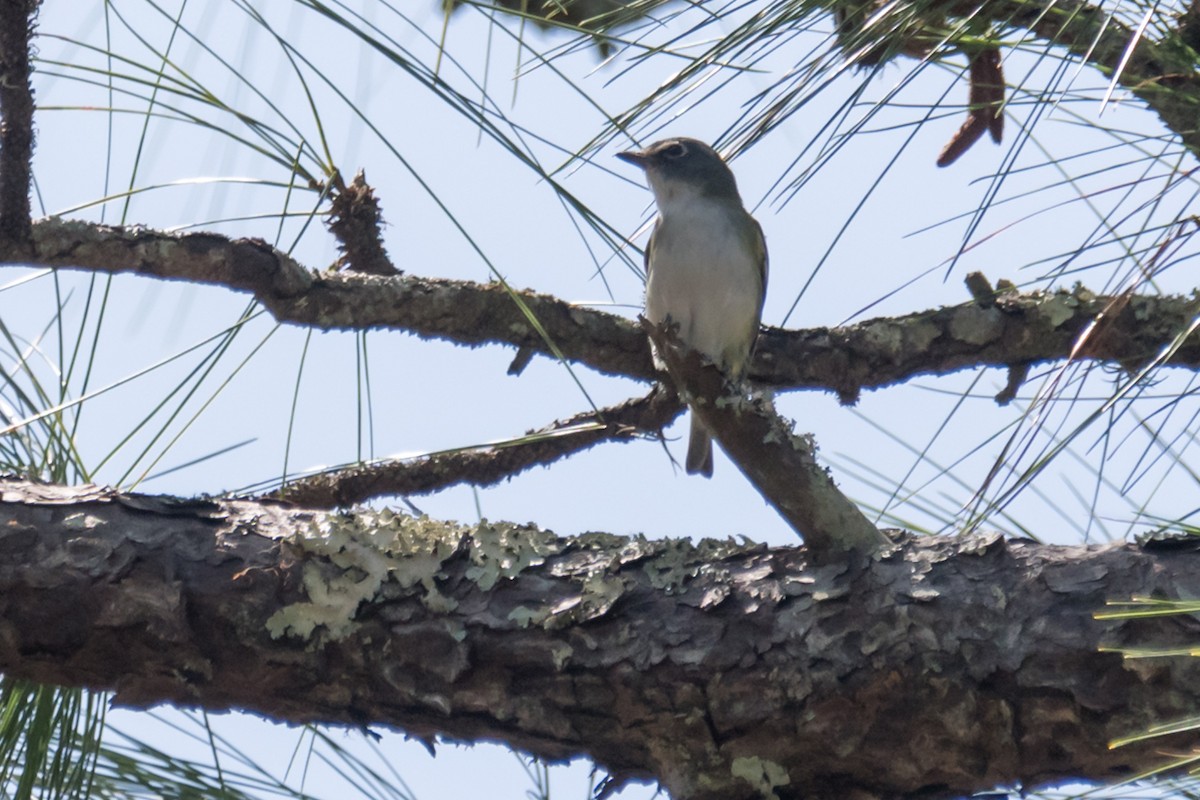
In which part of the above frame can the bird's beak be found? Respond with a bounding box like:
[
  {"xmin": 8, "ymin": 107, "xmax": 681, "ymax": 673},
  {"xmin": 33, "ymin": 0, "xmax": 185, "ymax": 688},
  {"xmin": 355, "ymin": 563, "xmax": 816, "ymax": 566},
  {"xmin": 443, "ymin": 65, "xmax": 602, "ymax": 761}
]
[{"xmin": 616, "ymin": 149, "xmax": 649, "ymax": 168}]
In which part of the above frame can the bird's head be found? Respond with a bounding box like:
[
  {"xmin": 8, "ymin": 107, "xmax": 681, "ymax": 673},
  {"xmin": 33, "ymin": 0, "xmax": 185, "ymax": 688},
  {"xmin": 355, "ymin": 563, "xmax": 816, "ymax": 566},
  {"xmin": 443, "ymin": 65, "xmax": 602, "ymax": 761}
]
[{"xmin": 617, "ymin": 137, "xmax": 742, "ymax": 211}]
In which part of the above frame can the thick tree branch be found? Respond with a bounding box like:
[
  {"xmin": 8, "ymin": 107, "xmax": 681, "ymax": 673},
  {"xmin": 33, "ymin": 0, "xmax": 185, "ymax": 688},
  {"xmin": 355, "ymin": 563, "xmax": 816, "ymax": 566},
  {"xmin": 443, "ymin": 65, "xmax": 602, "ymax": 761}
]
[
  {"xmin": 645, "ymin": 320, "xmax": 888, "ymax": 560},
  {"xmin": 269, "ymin": 387, "xmax": 685, "ymax": 507},
  {"xmin": 3, "ymin": 478, "xmax": 1200, "ymax": 800},
  {"xmin": 2, "ymin": 217, "xmax": 654, "ymax": 379},
  {"xmin": 6, "ymin": 219, "xmax": 1200, "ymax": 401}
]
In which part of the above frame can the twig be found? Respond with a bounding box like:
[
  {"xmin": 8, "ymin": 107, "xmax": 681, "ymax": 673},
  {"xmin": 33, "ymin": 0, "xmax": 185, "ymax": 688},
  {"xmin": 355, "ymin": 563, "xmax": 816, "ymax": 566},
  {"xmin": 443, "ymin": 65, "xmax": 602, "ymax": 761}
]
[{"xmin": 266, "ymin": 387, "xmax": 684, "ymax": 507}]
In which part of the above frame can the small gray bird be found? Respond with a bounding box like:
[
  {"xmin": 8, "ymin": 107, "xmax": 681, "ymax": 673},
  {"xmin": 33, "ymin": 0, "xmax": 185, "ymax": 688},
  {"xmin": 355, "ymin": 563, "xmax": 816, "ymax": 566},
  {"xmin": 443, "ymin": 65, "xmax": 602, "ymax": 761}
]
[{"xmin": 617, "ymin": 137, "xmax": 768, "ymax": 477}]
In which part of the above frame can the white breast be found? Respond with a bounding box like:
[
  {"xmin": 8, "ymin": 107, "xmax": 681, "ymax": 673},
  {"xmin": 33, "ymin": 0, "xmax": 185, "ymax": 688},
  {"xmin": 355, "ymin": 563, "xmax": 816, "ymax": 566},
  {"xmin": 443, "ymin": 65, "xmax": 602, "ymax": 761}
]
[{"xmin": 644, "ymin": 196, "xmax": 764, "ymax": 375}]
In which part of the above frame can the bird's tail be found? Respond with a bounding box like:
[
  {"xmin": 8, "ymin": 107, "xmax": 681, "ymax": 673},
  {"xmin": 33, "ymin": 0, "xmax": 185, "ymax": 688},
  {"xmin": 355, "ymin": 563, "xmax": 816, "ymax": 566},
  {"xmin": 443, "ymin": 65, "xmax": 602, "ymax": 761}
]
[{"xmin": 685, "ymin": 414, "xmax": 714, "ymax": 477}]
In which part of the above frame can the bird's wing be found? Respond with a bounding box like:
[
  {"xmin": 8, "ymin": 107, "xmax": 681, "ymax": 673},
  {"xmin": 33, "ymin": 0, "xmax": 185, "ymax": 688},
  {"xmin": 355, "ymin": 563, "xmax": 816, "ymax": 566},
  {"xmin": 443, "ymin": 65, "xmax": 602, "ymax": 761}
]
[
  {"xmin": 644, "ymin": 218, "xmax": 660, "ymax": 280},
  {"xmin": 752, "ymin": 215, "xmax": 768, "ymax": 319}
]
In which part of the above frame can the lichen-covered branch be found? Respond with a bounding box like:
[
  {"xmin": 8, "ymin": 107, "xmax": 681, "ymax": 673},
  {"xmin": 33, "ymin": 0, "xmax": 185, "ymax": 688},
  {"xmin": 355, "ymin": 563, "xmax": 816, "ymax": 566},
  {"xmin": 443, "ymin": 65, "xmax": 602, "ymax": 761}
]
[
  {"xmin": 5, "ymin": 219, "xmax": 1200, "ymax": 400},
  {"xmin": 269, "ymin": 387, "xmax": 685, "ymax": 507},
  {"xmin": 5, "ymin": 217, "xmax": 654, "ymax": 379},
  {"xmin": 3, "ymin": 478, "xmax": 1200, "ymax": 800},
  {"xmin": 755, "ymin": 284, "xmax": 1200, "ymax": 403}
]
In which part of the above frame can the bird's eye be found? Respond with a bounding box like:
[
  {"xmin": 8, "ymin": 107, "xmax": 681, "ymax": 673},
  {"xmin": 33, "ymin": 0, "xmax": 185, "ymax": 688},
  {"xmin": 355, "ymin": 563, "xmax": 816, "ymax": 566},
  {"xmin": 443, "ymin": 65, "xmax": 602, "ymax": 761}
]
[{"xmin": 663, "ymin": 142, "xmax": 687, "ymax": 158}]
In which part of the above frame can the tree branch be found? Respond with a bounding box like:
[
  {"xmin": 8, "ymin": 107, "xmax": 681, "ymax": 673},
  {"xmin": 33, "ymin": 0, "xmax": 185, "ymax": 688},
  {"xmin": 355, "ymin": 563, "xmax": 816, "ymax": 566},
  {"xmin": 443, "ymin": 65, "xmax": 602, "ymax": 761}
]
[
  {"xmin": 483, "ymin": 0, "xmax": 1200, "ymax": 159},
  {"xmin": 645, "ymin": 320, "xmax": 888, "ymax": 559},
  {"xmin": 268, "ymin": 387, "xmax": 685, "ymax": 507},
  {"xmin": 5, "ymin": 217, "xmax": 654, "ymax": 379},
  {"xmin": 977, "ymin": 0, "xmax": 1200, "ymax": 159},
  {"xmin": 3, "ymin": 478, "xmax": 1200, "ymax": 800},
  {"xmin": 6, "ymin": 219, "xmax": 1200, "ymax": 399},
  {"xmin": 838, "ymin": 0, "xmax": 1200, "ymax": 159},
  {"xmin": 833, "ymin": 0, "xmax": 1200, "ymax": 157},
  {"xmin": 0, "ymin": 0, "xmax": 38, "ymax": 247},
  {"xmin": 755, "ymin": 283, "xmax": 1200, "ymax": 403}
]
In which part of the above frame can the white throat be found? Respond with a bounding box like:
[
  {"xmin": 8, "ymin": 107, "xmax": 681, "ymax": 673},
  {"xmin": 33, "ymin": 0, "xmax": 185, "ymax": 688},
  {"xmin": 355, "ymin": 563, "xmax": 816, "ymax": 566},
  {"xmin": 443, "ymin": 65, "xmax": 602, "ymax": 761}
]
[{"xmin": 646, "ymin": 176, "xmax": 731, "ymax": 219}]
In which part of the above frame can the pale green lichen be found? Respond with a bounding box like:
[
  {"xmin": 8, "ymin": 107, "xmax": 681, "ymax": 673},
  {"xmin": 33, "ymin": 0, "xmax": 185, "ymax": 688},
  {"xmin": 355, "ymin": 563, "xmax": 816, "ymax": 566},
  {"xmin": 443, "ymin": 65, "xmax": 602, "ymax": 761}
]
[
  {"xmin": 511, "ymin": 577, "xmax": 620, "ymax": 631},
  {"xmin": 465, "ymin": 519, "xmax": 561, "ymax": 590},
  {"xmin": 1039, "ymin": 292, "xmax": 1079, "ymax": 328},
  {"xmin": 267, "ymin": 511, "xmax": 577, "ymax": 644},
  {"xmin": 507, "ymin": 605, "xmax": 550, "ymax": 628},
  {"xmin": 549, "ymin": 641, "xmax": 574, "ymax": 670},
  {"xmin": 579, "ymin": 572, "xmax": 624, "ymax": 617},
  {"xmin": 512, "ymin": 534, "xmax": 673, "ymax": 629},
  {"xmin": 642, "ymin": 537, "xmax": 757, "ymax": 594},
  {"xmin": 904, "ymin": 319, "xmax": 940, "ymax": 353},
  {"xmin": 266, "ymin": 561, "xmax": 369, "ymax": 641},
  {"xmin": 715, "ymin": 393, "xmax": 755, "ymax": 410},
  {"xmin": 467, "ymin": 521, "xmax": 639, "ymax": 631},
  {"xmin": 440, "ymin": 620, "xmax": 467, "ymax": 643},
  {"xmin": 267, "ymin": 509, "xmax": 462, "ymax": 643},
  {"xmin": 948, "ymin": 306, "xmax": 1003, "ymax": 346},
  {"xmin": 860, "ymin": 320, "xmax": 904, "ymax": 361},
  {"xmin": 790, "ymin": 431, "xmax": 817, "ymax": 453},
  {"xmin": 574, "ymin": 531, "xmax": 630, "ymax": 551},
  {"xmin": 272, "ymin": 510, "xmax": 760, "ymax": 643},
  {"xmin": 643, "ymin": 549, "xmax": 699, "ymax": 593},
  {"xmin": 730, "ymin": 756, "xmax": 790, "ymax": 800},
  {"xmin": 761, "ymin": 422, "xmax": 789, "ymax": 445}
]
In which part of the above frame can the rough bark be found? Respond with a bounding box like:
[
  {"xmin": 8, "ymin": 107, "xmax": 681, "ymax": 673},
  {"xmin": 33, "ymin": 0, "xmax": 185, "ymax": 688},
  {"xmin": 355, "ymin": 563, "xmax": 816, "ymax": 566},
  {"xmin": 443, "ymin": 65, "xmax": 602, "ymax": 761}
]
[{"xmin": 3, "ymin": 478, "xmax": 1200, "ymax": 800}]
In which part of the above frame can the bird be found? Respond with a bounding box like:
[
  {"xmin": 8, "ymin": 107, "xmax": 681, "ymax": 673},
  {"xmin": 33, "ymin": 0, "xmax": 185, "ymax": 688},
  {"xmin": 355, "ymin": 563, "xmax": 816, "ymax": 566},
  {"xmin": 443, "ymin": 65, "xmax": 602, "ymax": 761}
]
[{"xmin": 617, "ymin": 137, "xmax": 768, "ymax": 477}]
